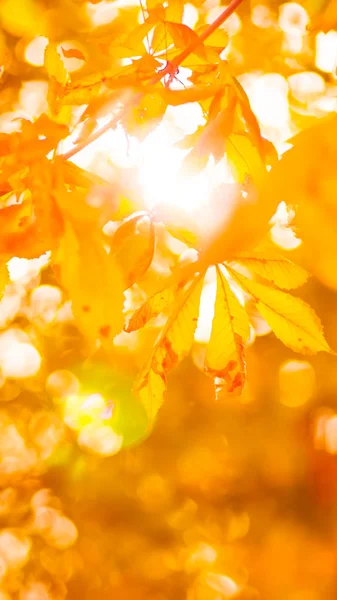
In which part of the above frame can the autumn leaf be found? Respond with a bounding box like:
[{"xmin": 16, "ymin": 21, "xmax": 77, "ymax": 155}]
[
  {"xmin": 134, "ymin": 366, "xmax": 167, "ymax": 427},
  {"xmin": 57, "ymin": 225, "xmax": 125, "ymax": 345},
  {"xmin": 0, "ymin": 263, "xmax": 9, "ymax": 298},
  {"xmin": 226, "ymin": 133, "xmax": 265, "ymax": 183},
  {"xmin": 182, "ymin": 96, "xmax": 237, "ymax": 172},
  {"xmin": 61, "ymin": 47, "xmax": 86, "ymax": 61},
  {"xmin": 134, "ymin": 274, "xmax": 204, "ymax": 422},
  {"xmin": 44, "ymin": 43, "xmax": 68, "ymax": 85},
  {"xmin": 165, "ymin": 0, "xmax": 184, "ymax": 23},
  {"xmin": 309, "ymin": 0, "xmax": 337, "ymax": 32},
  {"xmin": 153, "ymin": 274, "xmax": 204, "ymax": 372},
  {"xmin": 125, "ymin": 286, "xmax": 175, "ymax": 332},
  {"xmin": 205, "ymin": 266, "xmax": 250, "ymax": 395},
  {"xmin": 231, "ymin": 249, "xmax": 309, "ymax": 289},
  {"xmin": 259, "ymin": 114, "xmax": 337, "ymax": 289},
  {"xmin": 110, "ymin": 212, "xmax": 155, "ymax": 289},
  {"xmin": 227, "ymin": 266, "xmax": 331, "ymax": 355},
  {"xmin": 166, "ymin": 22, "xmax": 199, "ymax": 49}
]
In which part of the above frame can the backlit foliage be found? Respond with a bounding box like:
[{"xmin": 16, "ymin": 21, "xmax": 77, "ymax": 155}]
[{"xmin": 0, "ymin": 0, "xmax": 337, "ymax": 598}]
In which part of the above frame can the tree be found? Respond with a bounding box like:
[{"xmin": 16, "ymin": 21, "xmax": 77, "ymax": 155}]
[{"xmin": 0, "ymin": 0, "xmax": 337, "ymax": 598}]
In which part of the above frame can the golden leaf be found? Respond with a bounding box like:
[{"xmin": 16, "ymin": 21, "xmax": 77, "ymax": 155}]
[
  {"xmin": 44, "ymin": 43, "xmax": 68, "ymax": 85},
  {"xmin": 227, "ymin": 267, "xmax": 331, "ymax": 355},
  {"xmin": 231, "ymin": 250, "xmax": 308, "ymax": 289},
  {"xmin": 182, "ymin": 99, "xmax": 236, "ymax": 172},
  {"xmin": 0, "ymin": 263, "xmax": 9, "ymax": 298},
  {"xmin": 205, "ymin": 266, "xmax": 250, "ymax": 395},
  {"xmin": 123, "ymin": 22, "xmax": 154, "ymax": 54},
  {"xmin": 226, "ymin": 133, "xmax": 265, "ymax": 183},
  {"xmin": 152, "ymin": 274, "xmax": 204, "ymax": 373},
  {"xmin": 125, "ymin": 286, "xmax": 175, "ymax": 332},
  {"xmin": 309, "ymin": 0, "xmax": 337, "ymax": 32},
  {"xmin": 134, "ymin": 366, "xmax": 167, "ymax": 427},
  {"xmin": 196, "ymin": 26, "xmax": 229, "ymax": 51},
  {"xmin": 111, "ymin": 212, "xmax": 155, "ymax": 289},
  {"xmin": 0, "ymin": 0, "xmax": 47, "ymax": 37},
  {"xmin": 166, "ymin": 22, "xmax": 199, "ymax": 49},
  {"xmin": 151, "ymin": 22, "xmax": 174, "ymax": 54},
  {"xmin": 134, "ymin": 274, "xmax": 204, "ymax": 422},
  {"xmin": 260, "ymin": 114, "xmax": 337, "ymax": 289},
  {"xmin": 58, "ymin": 225, "xmax": 124, "ymax": 344},
  {"xmin": 166, "ymin": 0, "xmax": 184, "ymax": 23}
]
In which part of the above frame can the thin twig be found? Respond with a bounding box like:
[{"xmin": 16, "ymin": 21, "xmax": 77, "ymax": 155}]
[
  {"xmin": 61, "ymin": 0, "xmax": 245, "ymax": 161},
  {"xmin": 62, "ymin": 110, "xmax": 122, "ymax": 161},
  {"xmin": 154, "ymin": 0, "xmax": 244, "ymax": 80}
]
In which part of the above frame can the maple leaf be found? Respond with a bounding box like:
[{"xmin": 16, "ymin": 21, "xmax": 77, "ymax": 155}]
[{"xmin": 205, "ymin": 265, "xmax": 250, "ymax": 396}]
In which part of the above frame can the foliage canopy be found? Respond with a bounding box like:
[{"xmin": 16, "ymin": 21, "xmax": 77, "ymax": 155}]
[{"xmin": 1, "ymin": 0, "xmax": 337, "ymax": 597}]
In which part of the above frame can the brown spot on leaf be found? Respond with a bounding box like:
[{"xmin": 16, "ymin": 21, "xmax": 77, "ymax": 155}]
[{"xmin": 100, "ymin": 325, "xmax": 111, "ymax": 338}]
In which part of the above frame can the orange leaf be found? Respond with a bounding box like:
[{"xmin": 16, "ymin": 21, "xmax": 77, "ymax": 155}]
[
  {"xmin": 166, "ymin": 22, "xmax": 199, "ymax": 49},
  {"xmin": 61, "ymin": 47, "xmax": 86, "ymax": 60}
]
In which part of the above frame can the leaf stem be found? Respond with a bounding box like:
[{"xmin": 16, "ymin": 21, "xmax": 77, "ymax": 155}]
[{"xmin": 61, "ymin": 0, "xmax": 245, "ymax": 161}]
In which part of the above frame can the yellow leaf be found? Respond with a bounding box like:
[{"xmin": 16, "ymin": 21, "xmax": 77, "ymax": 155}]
[
  {"xmin": 134, "ymin": 274, "xmax": 204, "ymax": 423},
  {"xmin": 153, "ymin": 274, "xmax": 204, "ymax": 372},
  {"xmin": 123, "ymin": 21, "xmax": 154, "ymax": 53},
  {"xmin": 166, "ymin": 22, "xmax": 199, "ymax": 49},
  {"xmin": 196, "ymin": 25, "xmax": 229, "ymax": 50},
  {"xmin": 0, "ymin": 263, "xmax": 9, "ymax": 298},
  {"xmin": 227, "ymin": 267, "xmax": 331, "ymax": 355},
  {"xmin": 166, "ymin": 0, "xmax": 184, "ymax": 23},
  {"xmin": 44, "ymin": 43, "xmax": 68, "ymax": 85},
  {"xmin": 205, "ymin": 266, "xmax": 250, "ymax": 395},
  {"xmin": 152, "ymin": 22, "xmax": 174, "ymax": 53},
  {"xmin": 134, "ymin": 366, "xmax": 167, "ymax": 426},
  {"xmin": 182, "ymin": 100, "xmax": 236, "ymax": 172},
  {"xmin": 231, "ymin": 250, "xmax": 309, "ymax": 289},
  {"xmin": 261, "ymin": 114, "xmax": 337, "ymax": 290},
  {"xmin": 226, "ymin": 133, "xmax": 265, "ymax": 183},
  {"xmin": 111, "ymin": 212, "xmax": 155, "ymax": 289},
  {"xmin": 309, "ymin": 0, "xmax": 337, "ymax": 32},
  {"xmin": 125, "ymin": 286, "xmax": 175, "ymax": 332},
  {"xmin": 0, "ymin": 0, "xmax": 47, "ymax": 37},
  {"xmin": 58, "ymin": 225, "xmax": 124, "ymax": 344}
]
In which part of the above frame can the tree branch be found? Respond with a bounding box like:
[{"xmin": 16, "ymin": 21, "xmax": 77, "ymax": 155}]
[{"xmin": 61, "ymin": 0, "xmax": 245, "ymax": 161}]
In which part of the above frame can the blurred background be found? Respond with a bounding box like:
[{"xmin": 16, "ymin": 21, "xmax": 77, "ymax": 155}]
[{"xmin": 1, "ymin": 0, "xmax": 337, "ymax": 598}]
